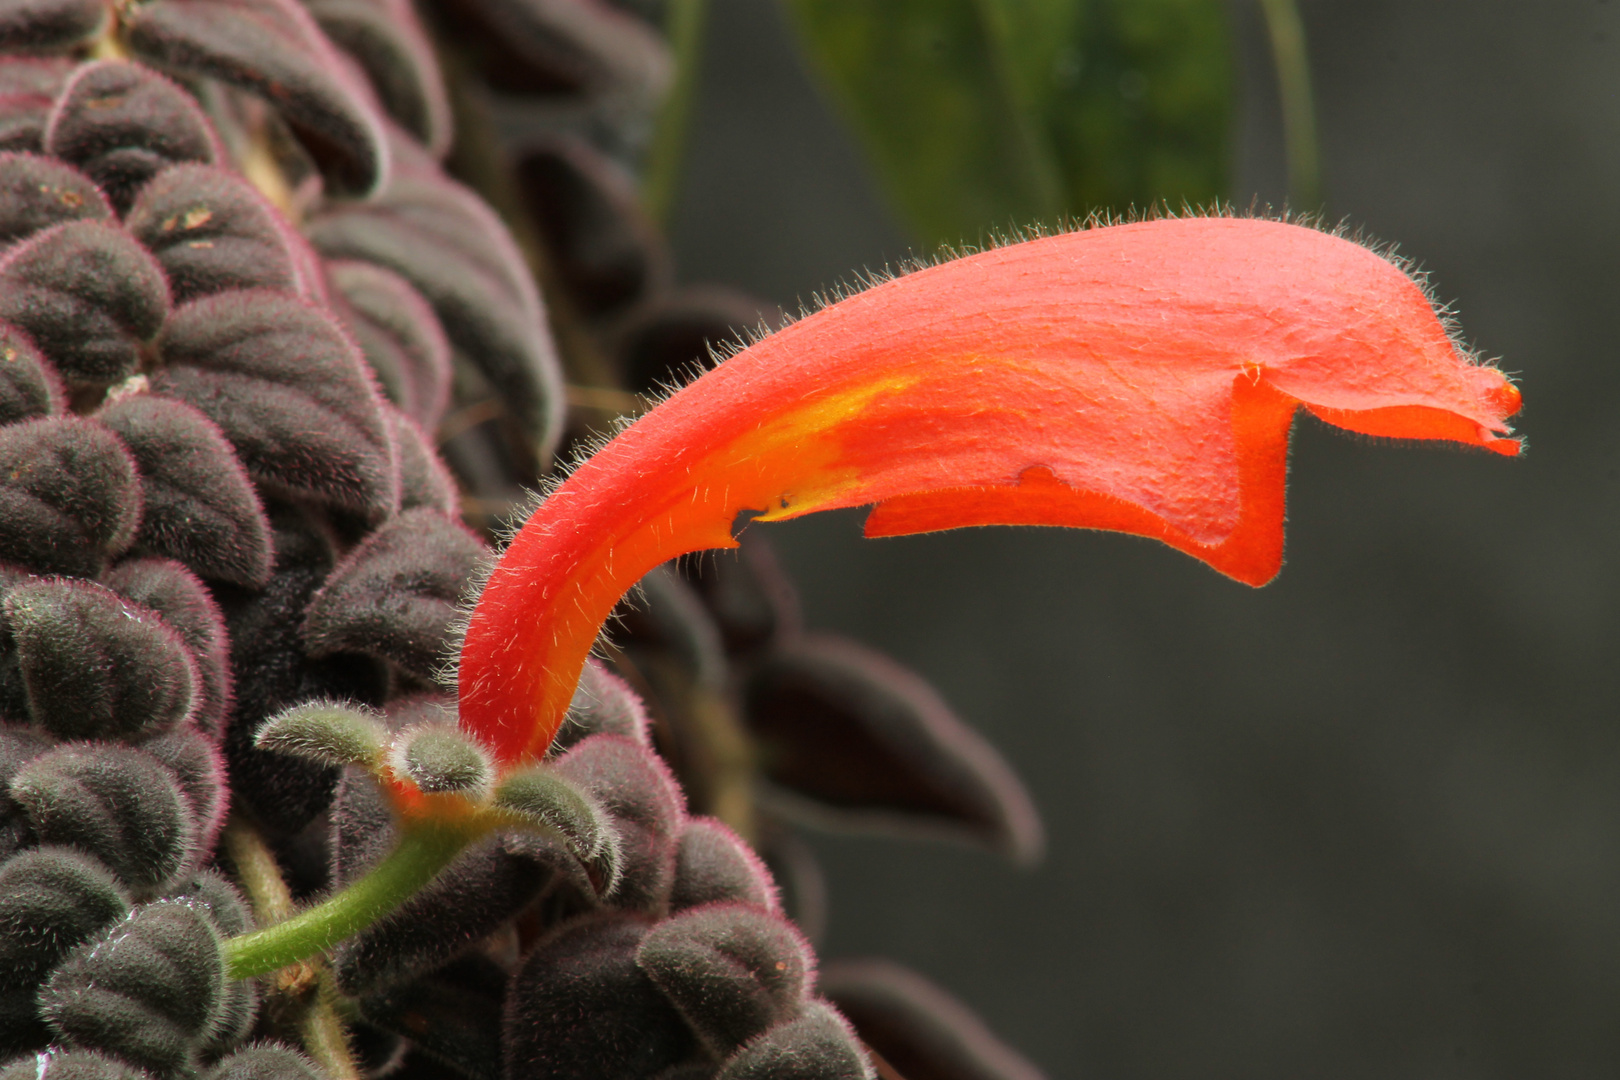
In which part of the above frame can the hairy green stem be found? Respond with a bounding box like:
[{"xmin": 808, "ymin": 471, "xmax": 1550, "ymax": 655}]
[
  {"xmin": 224, "ymin": 821, "xmax": 482, "ymax": 979},
  {"xmin": 1257, "ymin": 0, "xmax": 1321, "ymax": 208},
  {"xmin": 641, "ymin": 0, "xmax": 709, "ymax": 223}
]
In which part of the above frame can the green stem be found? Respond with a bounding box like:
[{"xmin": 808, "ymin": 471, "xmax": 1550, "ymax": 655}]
[
  {"xmin": 1257, "ymin": 0, "xmax": 1321, "ymax": 209},
  {"xmin": 641, "ymin": 0, "xmax": 709, "ymax": 223},
  {"xmin": 224, "ymin": 821, "xmax": 482, "ymax": 979}
]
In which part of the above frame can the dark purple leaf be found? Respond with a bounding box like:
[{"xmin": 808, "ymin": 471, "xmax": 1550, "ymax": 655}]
[
  {"xmin": 123, "ymin": 0, "xmax": 388, "ymax": 195},
  {"xmin": 505, "ymin": 912, "xmax": 696, "ymax": 1080},
  {"xmin": 684, "ymin": 531, "xmax": 802, "ymax": 656},
  {"xmin": 550, "ymin": 657, "xmax": 651, "ymax": 754},
  {"xmin": 99, "ymin": 391, "xmax": 274, "ymax": 587},
  {"xmin": 204, "ymin": 1044, "xmax": 324, "ymax": 1080},
  {"xmin": 4, "ymin": 577, "xmax": 198, "ymax": 741},
  {"xmin": 388, "ymin": 408, "xmax": 457, "ymax": 515},
  {"xmin": 0, "ymin": 0, "xmax": 106, "ymax": 56},
  {"xmin": 0, "ymin": 1052, "xmax": 152, "ymax": 1080},
  {"xmin": 0, "ymin": 321, "xmax": 64, "ymax": 423},
  {"xmin": 359, "ymin": 958, "xmax": 504, "ymax": 1080},
  {"xmin": 152, "ymin": 288, "xmax": 398, "ymax": 518},
  {"xmin": 638, "ymin": 903, "xmax": 812, "ymax": 1058},
  {"xmin": 303, "ymin": 0, "xmax": 451, "ymax": 156},
  {"xmin": 327, "ymin": 257, "xmax": 450, "ymax": 429},
  {"xmin": 715, "ymin": 1002, "xmax": 871, "ymax": 1080},
  {"xmin": 0, "ymin": 219, "xmax": 170, "ymax": 385},
  {"xmin": 301, "ymin": 506, "xmax": 483, "ymax": 677},
  {"xmin": 614, "ymin": 285, "xmax": 781, "ymax": 396},
  {"xmin": 0, "ymin": 57, "xmax": 71, "ymax": 152},
  {"xmin": 670, "ymin": 817, "xmax": 779, "ymax": 914},
  {"xmin": 103, "ymin": 556, "xmax": 234, "ymax": 739},
  {"xmin": 142, "ymin": 725, "xmax": 229, "ymax": 857},
  {"xmin": 126, "ymin": 163, "xmax": 322, "ymax": 304},
  {"xmin": 448, "ymin": 0, "xmax": 669, "ymax": 102},
  {"xmin": 0, "ymin": 415, "xmax": 142, "ymax": 576},
  {"xmin": 819, "ymin": 959, "xmax": 1046, "ymax": 1080},
  {"xmin": 744, "ymin": 635, "xmax": 1043, "ymax": 864},
  {"xmin": 307, "ymin": 171, "xmax": 564, "ymax": 454},
  {"xmin": 0, "ymin": 151, "xmax": 110, "ymax": 246},
  {"xmin": 44, "ymin": 60, "xmax": 221, "ymax": 214}
]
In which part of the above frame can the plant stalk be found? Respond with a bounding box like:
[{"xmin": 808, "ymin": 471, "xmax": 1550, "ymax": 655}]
[
  {"xmin": 641, "ymin": 0, "xmax": 710, "ymax": 224},
  {"xmin": 224, "ymin": 820, "xmax": 482, "ymax": 979},
  {"xmin": 1257, "ymin": 0, "xmax": 1321, "ymax": 208}
]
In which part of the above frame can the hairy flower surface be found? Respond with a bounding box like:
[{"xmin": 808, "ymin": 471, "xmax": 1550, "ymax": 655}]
[{"xmin": 459, "ymin": 217, "xmax": 1522, "ymax": 765}]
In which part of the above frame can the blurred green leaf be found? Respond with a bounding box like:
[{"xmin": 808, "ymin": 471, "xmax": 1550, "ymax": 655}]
[{"xmin": 782, "ymin": 0, "xmax": 1232, "ymax": 246}]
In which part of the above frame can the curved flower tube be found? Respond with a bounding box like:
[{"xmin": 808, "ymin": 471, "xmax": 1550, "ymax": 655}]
[{"xmin": 459, "ymin": 217, "xmax": 1521, "ymax": 766}]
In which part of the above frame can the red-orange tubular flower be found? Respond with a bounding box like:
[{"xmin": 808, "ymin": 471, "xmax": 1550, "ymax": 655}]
[{"xmin": 459, "ymin": 217, "xmax": 1522, "ymax": 765}]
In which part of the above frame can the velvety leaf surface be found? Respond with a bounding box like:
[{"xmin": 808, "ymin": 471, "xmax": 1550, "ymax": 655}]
[
  {"xmin": 716, "ymin": 1002, "xmax": 872, "ymax": 1080},
  {"xmin": 0, "ymin": 847, "xmax": 129, "ymax": 1053},
  {"xmin": 549, "ymin": 659, "xmax": 651, "ymax": 754},
  {"xmin": 141, "ymin": 726, "xmax": 228, "ymax": 857},
  {"xmin": 504, "ymin": 912, "xmax": 696, "ymax": 1080},
  {"xmin": 217, "ymin": 509, "xmax": 387, "ymax": 834},
  {"xmin": 327, "ymin": 258, "xmax": 451, "ymax": 429},
  {"xmin": 0, "ymin": 723, "xmax": 50, "ymax": 858},
  {"xmin": 0, "ymin": 0, "xmax": 105, "ymax": 55},
  {"xmin": 44, "ymin": 61, "xmax": 221, "ymax": 214},
  {"xmin": 820, "ymin": 959, "xmax": 1046, "ymax": 1080},
  {"xmin": 360, "ymin": 958, "xmax": 504, "ymax": 1080},
  {"xmin": 638, "ymin": 903, "xmax": 812, "ymax": 1057},
  {"xmin": 0, "ymin": 322, "xmax": 64, "ymax": 423},
  {"xmin": 153, "ymin": 289, "xmax": 398, "ymax": 518},
  {"xmin": 100, "ymin": 394, "xmax": 274, "ymax": 587},
  {"xmin": 515, "ymin": 135, "xmax": 670, "ymax": 317},
  {"xmin": 449, "ymin": 0, "xmax": 671, "ymax": 102},
  {"xmin": 302, "ymin": 507, "xmax": 483, "ymax": 677},
  {"xmin": 307, "ymin": 172, "xmax": 564, "ymax": 453},
  {"xmin": 388, "ymin": 409, "xmax": 458, "ymax": 515},
  {"xmin": 126, "ymin": 164, "xmax": 320, "ymax": 304},
  {"xmin": 303, "ymin": 0, "xmax": 452, "ymax": 155},
  {"xmin": 744, "ymin": 634, "xmax": 1043, "ymax": 863},
  {"xmin": 123, "ymin": 0, "xmax": 388, "ymax": 194},
  {"xmin": 783, "ymin": 0, "xmax": 1230, "ymax": 243},
  {"xmin": 670, "ymin": 817, "xmax": 780, "ymax": 914},
  {"xmin": 0, "ymin": 1051, "xmax": 151, "ymax": 1080},
  {"xmin": 103, "ymin": 557, "xmax": 235, "ymax": 739},
  {"xmin": 0, "ymin": 415, "xmax": 142, "ymax": 576},
  {"xmin": 0, "ymin": 57, "xmax": 71, "ymax": 152},
  {"xmin": 5, "ymin": 577, "xmax": 198, "ymax": 741},
  {"xmin": 0, "ymin": 219, "xmax": 170, "ymax": 385},
  {"xmin": 40, "ymin": 899, "xmax": 224, "ymax": 1075},
  {"xmin": 10, "ymin": 743, "xmax": 197, "ymax": 896},
  {"xmin": 546, "ymin": 734, "xmax": 686, "ymax": 912},
  {"xmin": 613, "ymin": 285, "xmax": 780, "ymax": 397},
  {"xmin": 0, "ymin": 152, "xmax": 110, "ymax": 246},
  {"xmin": 203, "ymin": 1044, "xmax": 324, "ymax": 1080},
  {"xmin": 683, "ymin": 532, "xmax": 802, "ymax": 656}
]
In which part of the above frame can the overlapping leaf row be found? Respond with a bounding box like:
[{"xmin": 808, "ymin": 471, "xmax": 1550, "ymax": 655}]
[{"xmin": 0, "ymin": 0, "xmax": 1049, "ymax": 1077}]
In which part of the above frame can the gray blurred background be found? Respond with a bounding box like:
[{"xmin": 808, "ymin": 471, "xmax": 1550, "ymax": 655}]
[{"xmin": 667, "ymin": 2, "xmax": 1620, "ymax": 1076}]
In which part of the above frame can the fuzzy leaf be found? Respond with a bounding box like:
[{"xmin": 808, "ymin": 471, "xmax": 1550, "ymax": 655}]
[
  {"xmin": 142, "ymin": 727, "xmax": 229, "ymax": 856},
  {"xmin": 0, "ymin": 321, "xmax": 64, "ymax": 423},
  {"xmin": 0, "ymin": 723, "xmax": 50, "ymax": 856},
  {"xmin": 458, "ymin": 219, "xmax": 1524, "ymax": 764},
  {"xmin": 545, "ymin": 734, "xmax": 685, "ymax": 912},
  {"xmin": 0, "ymin": 416, "xmax": 142, "ymax": 575},
  {"xmin": 126, "ymin": 164, "xmax": 321, "ymax": 304},
  {"xmin": 0, "ymin": 847, "xmax": 129, "ymax": 1053},
  {"xmin": 306, "ymin": 173, "xmax": 564, "ymax": 454},
  {"xmin": 217, "ymin": 511, "xmax": 387, "ymax": 834},
  {"xmin": 301, "ymin": 507, "xmax": 483, "ymax": 676},
  {"xmin": 716, "ymin": 1001, "xmax": 872, "ymax": 1080},
  {"xmin": 153, "ymin": 289, "xmax": 398, "ymax": 518},
  {"xmin": 683, "ymin": 532, "xmax": 801, "ymax": 656},
  {"xmin": 744, "ymin": 634, "xmax": 1042, "ymax": 863},
  {"xmin": 327, "ymin": 259, "xmax": 451, "ymax": 429},
  {"xmin": 203, "ymin": 1044, "xmax": 323, "ymax": 1080},
  {"xmin": 0, "ymin": 151, "xmax": 110, "ymax": 245},
  {"xmin": 358, "ymin": 960, "xmax": 503, "ymax": 1080},
  {"xmin": 123, "ymin": 0, "xmax": 388, "ymax": 195},
  {"xmin": 40, "ymin": 899, "xmax": 224, "ymax": 1076},
  {"xmin": 516, "ymin": 135, "xmax": 670, "ymax": 316},
  {"xmin": 504, "ymin": 912, "xmax": 696, "ymax": 1080},
  {"xmin": 0, "ymin": 1051, "xmax": 151, "ymax": 1080},
  {"xmin": 447, "ymin": 0, "xmax": 671, "ymax": 103},
  {"xmin": 492, "ymin": 764, "xmax": 612, "ymax": 864},
  {"xmin": 44, "ymin": 61, "xmax": 221, "ymax": 214},
  {"xmin": 100, "ymin": 395, "xmax": 275, "ymax": 588},
  {"xmin": 388, "ymin": 408, "xmax": 457, "ymax": 515},
  {"xmin": 0, "ymin": 219, "xmax": 170, "ymax": 386},
  {"xmin": 104, "ymin": 558, "xmax": 235, "ymax": 738},
  {"xmin": 173, "ymin": 872, "xmax": 256, "ymax": 1058},
  {"xmin": 0, "ymin": 57, "xmax": 70, "ymax": 153},
  {"xmin": 550, "ymin": 659, "xmax": 651, "ymax": 754},
  {"xmin": 637, "ymin": 904, "xmax": 813, "ymax": 1057},
  {"xmin": 256, "ymin": 699, "xmax": 388, "ymax": 767},
  {"xmin": 11, "ymin": 743, "xmax": 197, "ymax": 896},
  {"xmin": 393, "ymin": 721, "xmax": 491, "ymax": 794},
  {"xmin": 5, "ymin": 577, "xmax": 198, "ymax": 741},
  {"xmin": 332, "ymin": 830, "xmax": 550, "ymax": 995},
  {"xmin": 303, "ymin": 0, "xmax": 451, "ymax": 155},
  {"xmin": 820, "ymin": 958, "xmax": 1046, "ymax": 1080},
  {"xmin": 670, "ymin": 817, "xmax": 780, "ymax": 914},
  {"xmin": 0, "ymin": 0, "xmax": 105, "ymax": 55},
  {"xmin": 614, "ymin": 285, "xmax": 781, "ymax": 397}
]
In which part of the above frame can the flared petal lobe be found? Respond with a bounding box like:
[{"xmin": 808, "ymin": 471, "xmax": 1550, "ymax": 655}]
[{"xmin": 459, "ymin": 217, "xmax": 1520, "ymax": 765}]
